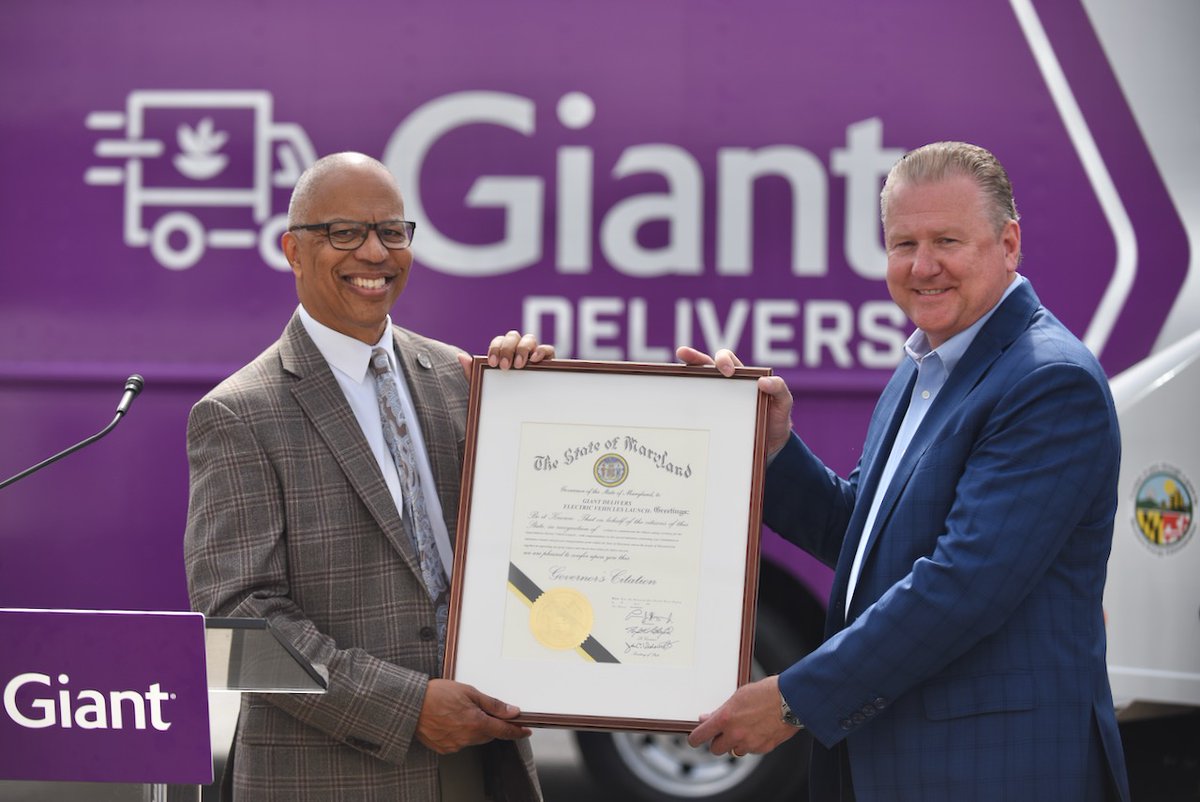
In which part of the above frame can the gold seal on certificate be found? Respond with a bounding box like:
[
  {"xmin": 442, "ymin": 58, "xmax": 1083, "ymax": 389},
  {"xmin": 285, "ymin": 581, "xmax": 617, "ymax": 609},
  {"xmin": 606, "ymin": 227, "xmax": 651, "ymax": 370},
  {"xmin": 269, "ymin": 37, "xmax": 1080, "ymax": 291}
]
[{"xmin": 529, "ymin": 587, "xmax": 594, "ymax": 649}]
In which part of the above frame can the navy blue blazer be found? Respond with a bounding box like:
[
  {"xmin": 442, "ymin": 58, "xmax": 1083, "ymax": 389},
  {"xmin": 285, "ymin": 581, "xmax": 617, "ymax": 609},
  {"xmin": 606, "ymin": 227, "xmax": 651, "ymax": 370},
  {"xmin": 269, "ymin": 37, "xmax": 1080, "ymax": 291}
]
[{"xmin": 765, "ymin": 282, "xmax": 1131, "ymax": 801}]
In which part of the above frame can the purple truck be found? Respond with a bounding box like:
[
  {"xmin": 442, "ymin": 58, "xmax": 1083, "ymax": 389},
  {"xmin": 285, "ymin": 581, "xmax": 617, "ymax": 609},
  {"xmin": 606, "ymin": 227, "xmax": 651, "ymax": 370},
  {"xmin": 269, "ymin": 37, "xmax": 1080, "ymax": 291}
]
[{"xmin": 2, "ymin": 1, "xmax": 1195, "ymax": 798}]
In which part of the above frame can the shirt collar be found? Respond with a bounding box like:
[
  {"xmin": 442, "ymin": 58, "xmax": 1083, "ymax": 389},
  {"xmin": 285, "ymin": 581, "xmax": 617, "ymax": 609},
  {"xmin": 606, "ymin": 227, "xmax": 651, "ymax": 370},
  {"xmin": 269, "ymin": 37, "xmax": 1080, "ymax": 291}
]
[
  {"xmin": 904, "ymin": 274, "xmax": 1026, "ymax": 374},
  {"xmin": 296, "ymin": 305, "xmax": 394, "ymax": 384}
]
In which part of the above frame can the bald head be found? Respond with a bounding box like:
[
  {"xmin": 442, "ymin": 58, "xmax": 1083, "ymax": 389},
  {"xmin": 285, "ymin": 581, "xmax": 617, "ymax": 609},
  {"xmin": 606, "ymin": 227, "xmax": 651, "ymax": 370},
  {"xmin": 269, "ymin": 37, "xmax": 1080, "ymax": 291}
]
[
  {"xmin": 280, "ymin": 151, "xmax": 413, "ymax": 343},
  {"xmin": 287, "ymin": 152, "xmax": 399, "ymax": 228}
]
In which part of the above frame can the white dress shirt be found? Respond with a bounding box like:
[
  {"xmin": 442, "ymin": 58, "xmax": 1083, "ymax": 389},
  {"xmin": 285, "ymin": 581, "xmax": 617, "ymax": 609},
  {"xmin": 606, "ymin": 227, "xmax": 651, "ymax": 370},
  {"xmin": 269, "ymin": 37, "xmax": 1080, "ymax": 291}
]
[{"xmin": 297, "ymin": 305, "xmax": 455, "ymax": 578}]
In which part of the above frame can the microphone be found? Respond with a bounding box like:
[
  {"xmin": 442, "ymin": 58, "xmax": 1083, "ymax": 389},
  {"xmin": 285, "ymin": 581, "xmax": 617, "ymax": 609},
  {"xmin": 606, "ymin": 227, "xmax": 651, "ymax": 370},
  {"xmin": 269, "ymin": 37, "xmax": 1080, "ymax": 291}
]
[
  {"xmin": 116, "ymin": 374, "xmax": 144, "ymax": 417},
  {"xmin": 0, "ymin": 374, "xmax": 146, "ymax": 491}
]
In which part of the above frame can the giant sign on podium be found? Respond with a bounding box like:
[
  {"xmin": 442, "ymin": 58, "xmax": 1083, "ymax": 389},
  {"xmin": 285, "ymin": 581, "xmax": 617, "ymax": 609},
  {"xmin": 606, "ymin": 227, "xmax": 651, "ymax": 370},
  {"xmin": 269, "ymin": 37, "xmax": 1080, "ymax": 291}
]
[{"xmin": 0, "ymin": 610, "xmax": 212, "ymax": 785}]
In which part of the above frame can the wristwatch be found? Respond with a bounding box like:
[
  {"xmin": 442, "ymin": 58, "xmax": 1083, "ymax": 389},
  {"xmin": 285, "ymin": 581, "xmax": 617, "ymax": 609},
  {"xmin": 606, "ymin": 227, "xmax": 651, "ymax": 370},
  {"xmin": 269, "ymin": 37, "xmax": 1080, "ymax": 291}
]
[{"xmin": 780, "ymin": 693, "xmax": 805, "ymax": 729}]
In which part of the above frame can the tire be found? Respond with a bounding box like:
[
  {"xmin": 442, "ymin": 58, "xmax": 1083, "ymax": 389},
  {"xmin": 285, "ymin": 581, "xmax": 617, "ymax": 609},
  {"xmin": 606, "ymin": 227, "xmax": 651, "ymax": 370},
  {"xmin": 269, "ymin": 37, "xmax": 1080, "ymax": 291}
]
[
  {"xmin": 575, "ymin": 604, "xmax": 813, "ymax": 801},
  {"xmin": 150, "ymin": 211, "xmax": 205, "ymax": 270}
]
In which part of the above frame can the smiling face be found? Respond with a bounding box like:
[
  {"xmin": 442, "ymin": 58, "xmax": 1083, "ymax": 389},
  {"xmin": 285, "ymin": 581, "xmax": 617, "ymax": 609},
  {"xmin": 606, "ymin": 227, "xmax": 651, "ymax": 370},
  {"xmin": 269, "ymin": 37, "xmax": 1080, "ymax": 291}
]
[
  {"xmin": 281, "ymin": 157, "xmax": 412, "ymax": 344},
  {"xmin": 883, "ymin": 174, "xmax": 1020, "ymax": 349}
]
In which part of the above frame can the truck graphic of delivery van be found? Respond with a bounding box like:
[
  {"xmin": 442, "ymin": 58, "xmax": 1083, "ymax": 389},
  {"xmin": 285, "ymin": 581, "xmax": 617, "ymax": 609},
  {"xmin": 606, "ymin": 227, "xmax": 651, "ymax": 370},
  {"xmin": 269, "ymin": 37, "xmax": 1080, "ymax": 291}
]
[{"xmin": 84, "ymin": 90, "xmax": 315, "ymax": 271}]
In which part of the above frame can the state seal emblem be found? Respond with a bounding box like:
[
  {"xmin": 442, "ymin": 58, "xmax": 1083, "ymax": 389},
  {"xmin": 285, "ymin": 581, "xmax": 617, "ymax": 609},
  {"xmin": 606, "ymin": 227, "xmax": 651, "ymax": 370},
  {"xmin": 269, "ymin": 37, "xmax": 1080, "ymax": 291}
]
[
  {"xmin": 1132, "ymin": 465, "xmax": 1195, "ymax": 553},
  {"xmin": 593, "ymin": 453, "xmax": 628, "ymax": 487}
]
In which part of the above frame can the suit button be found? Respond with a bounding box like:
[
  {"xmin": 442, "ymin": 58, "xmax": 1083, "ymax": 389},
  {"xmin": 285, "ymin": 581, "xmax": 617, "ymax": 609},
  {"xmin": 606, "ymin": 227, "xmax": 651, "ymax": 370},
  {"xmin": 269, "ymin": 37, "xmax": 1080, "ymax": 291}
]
[
  {"xmin": 840, "ymin": 719, "xmax": 852, "ymax": 730},
  {"xmin": 851, "ymin": 713, "xmax": 865, "ymax": 724},
  {"xmin": 874, "ymin": 697, "xmax": 886, "ymax": 710},
  {"xmin": 861, "ymin": 705, "xmax": 876, "ymax": 717},
  {"xmin": 419, "ymin": 626, "xmax": 436, "ymax": 641}
]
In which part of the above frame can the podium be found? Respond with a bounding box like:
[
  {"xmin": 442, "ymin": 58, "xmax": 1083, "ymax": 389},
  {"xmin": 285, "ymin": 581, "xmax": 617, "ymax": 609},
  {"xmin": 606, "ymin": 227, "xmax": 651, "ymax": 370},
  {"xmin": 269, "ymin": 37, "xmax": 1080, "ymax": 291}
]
[
  {"xmin": 203, "ymin": 617, "xmax": 328, "ymax": 694},
  {"xmin": 0, "ymin": 610, "xmax": 326, "ymax": 801}
]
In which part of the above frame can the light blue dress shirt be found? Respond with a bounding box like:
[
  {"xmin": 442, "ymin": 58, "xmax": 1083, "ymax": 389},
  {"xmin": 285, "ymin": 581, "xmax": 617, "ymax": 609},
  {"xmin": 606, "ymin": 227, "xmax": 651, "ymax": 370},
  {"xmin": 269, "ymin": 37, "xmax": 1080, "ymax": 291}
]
[{"xmin": 844, "ymin": 275, "xmax": 1026, "ymax": 612}]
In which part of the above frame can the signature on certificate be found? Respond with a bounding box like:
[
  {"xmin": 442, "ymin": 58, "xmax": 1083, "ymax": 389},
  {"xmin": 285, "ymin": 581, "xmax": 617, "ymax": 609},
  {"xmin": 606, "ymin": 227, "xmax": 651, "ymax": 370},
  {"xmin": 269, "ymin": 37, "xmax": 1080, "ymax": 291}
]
[{"xmin": 623, "ymin": 606, "xmax": 679, "ymax": 657}]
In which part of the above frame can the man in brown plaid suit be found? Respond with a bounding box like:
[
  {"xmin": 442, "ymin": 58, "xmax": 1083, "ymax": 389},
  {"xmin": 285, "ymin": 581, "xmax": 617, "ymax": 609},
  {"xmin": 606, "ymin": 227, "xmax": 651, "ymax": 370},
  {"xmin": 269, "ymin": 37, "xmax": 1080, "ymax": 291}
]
[{"xmin": 185, "ymin": 152, "xmax": 548, "ymax": 800}]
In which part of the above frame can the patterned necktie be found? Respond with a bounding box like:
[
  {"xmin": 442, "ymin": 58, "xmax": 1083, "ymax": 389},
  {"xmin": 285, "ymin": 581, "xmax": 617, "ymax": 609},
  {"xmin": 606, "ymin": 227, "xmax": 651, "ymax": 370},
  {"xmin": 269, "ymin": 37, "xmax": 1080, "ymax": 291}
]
[{"xmin": 369, "ymin": 347, "xmax": 449, "ymax": 657}]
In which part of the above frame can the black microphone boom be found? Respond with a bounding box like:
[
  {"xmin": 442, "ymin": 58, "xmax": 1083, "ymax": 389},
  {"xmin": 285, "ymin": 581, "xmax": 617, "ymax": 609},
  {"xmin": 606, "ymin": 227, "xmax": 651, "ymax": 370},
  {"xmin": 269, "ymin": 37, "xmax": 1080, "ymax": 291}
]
[{"xmin": 0, "ymin": 374, "xmax": 145, "ymax": 491}]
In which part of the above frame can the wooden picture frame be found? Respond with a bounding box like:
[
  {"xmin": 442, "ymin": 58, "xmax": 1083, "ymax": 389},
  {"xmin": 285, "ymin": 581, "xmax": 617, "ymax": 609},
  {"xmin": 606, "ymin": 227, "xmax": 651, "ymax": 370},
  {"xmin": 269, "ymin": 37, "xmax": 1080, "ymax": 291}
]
[{"xmin": 446, "ymin": 358, "xmax": 770, "ymax": 732}]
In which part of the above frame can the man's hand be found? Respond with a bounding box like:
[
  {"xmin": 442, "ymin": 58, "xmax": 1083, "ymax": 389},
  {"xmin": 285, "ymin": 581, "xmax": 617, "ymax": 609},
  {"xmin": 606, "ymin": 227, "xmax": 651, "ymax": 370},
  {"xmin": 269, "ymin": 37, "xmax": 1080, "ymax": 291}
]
[
  {"xmin": 415, "ymin": 679, "xmax": 532, "ymax": 754},
  {"xmin": 459, "ymin": 331, "xmax": 555, "ymax": 379},
  {"xmin": 686, "ymin": 675, "xmax": 800, "ymax": 758},
  {"xmin": 676, "ymin": 346, "xmax": 795, "ymax": 457},
  {"xmin": 488, "ymin": 330, "xmax": 555, "ymax": 370}
]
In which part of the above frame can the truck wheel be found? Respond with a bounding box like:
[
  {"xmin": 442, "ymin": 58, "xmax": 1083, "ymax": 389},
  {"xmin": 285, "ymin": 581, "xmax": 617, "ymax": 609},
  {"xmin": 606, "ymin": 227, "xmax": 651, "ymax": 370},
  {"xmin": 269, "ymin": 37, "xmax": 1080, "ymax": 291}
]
[
  {"xmin": 150, "ymin": 211, "xmax": 205, "ymax": 270},
  {"xmin": 575, "ymin": 606, "xmax": 812, "ymax": 801}
]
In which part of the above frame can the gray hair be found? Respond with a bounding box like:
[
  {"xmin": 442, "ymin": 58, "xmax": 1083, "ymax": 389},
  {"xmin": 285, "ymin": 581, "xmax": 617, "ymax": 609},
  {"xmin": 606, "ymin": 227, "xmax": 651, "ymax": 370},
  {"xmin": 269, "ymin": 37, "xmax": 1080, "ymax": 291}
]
[
  {"xmin": 880, "ymin": 141, "xmax": 1020, "ymax": 235},
  {"xmin": 286, "ymin": 152, "xmax": 395, "ymax": 227}
]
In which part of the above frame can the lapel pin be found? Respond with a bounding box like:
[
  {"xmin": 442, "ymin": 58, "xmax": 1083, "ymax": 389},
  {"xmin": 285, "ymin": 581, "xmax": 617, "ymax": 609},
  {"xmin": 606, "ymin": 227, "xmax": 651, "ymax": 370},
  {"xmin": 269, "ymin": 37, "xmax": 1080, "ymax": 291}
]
[{"xmin": 417, "ymin": 352, "xmax": 432, "ymax": 369}]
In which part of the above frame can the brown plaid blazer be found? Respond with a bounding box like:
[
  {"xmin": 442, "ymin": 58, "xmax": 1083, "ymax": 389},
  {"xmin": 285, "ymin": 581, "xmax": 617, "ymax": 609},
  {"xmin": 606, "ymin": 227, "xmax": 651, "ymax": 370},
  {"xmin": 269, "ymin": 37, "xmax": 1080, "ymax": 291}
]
[{"xmin": 185, "ymin": 312, "xmax": 541, "ymax": 801}]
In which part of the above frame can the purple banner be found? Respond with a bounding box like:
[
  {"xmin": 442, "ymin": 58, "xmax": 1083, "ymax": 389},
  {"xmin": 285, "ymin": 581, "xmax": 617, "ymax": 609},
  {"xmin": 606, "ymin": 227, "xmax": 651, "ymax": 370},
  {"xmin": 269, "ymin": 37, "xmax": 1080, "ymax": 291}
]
[{"xmin": 0, "ymin": 609, "xmax": 211, "ymax": 784}]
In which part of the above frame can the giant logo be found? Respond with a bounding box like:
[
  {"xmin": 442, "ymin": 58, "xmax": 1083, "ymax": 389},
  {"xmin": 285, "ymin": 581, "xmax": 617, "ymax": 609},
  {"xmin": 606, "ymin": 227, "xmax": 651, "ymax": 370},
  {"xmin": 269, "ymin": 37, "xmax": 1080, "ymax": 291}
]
[{"xmin": 4, "ymin": 672, "xmax": 174, "ymax": 731}]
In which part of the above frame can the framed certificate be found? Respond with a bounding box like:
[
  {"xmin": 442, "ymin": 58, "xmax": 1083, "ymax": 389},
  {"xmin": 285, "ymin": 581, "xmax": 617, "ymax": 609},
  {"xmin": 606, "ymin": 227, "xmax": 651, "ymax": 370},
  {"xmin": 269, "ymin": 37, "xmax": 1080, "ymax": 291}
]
[{"xmin": 445, "ymin": 358, "xmax": 771, "ymax": 732}]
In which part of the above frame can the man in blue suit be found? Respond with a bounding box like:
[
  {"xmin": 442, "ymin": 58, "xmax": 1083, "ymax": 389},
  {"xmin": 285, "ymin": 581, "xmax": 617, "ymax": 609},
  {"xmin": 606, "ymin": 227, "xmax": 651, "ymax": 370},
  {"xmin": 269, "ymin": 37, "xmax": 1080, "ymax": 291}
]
[{"xmin": 686, "ymin": 142, "xmax": 1131, "ymax": 801}]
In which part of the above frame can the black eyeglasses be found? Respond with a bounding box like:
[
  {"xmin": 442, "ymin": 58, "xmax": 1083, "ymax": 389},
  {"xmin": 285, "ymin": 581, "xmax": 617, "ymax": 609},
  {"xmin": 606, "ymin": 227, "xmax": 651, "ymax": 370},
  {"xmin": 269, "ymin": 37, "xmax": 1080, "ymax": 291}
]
[{"xmin": 288, "ymin": 220, "xmax": 416, "ymax": 251}]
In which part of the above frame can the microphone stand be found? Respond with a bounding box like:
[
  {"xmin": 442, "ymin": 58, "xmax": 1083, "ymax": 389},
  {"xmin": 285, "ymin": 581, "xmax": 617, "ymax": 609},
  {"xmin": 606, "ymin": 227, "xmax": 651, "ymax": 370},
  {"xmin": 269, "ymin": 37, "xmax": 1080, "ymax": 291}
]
[{"xmin": 0, "ymin": 375, "xmax": 144, "ymax": 491}]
